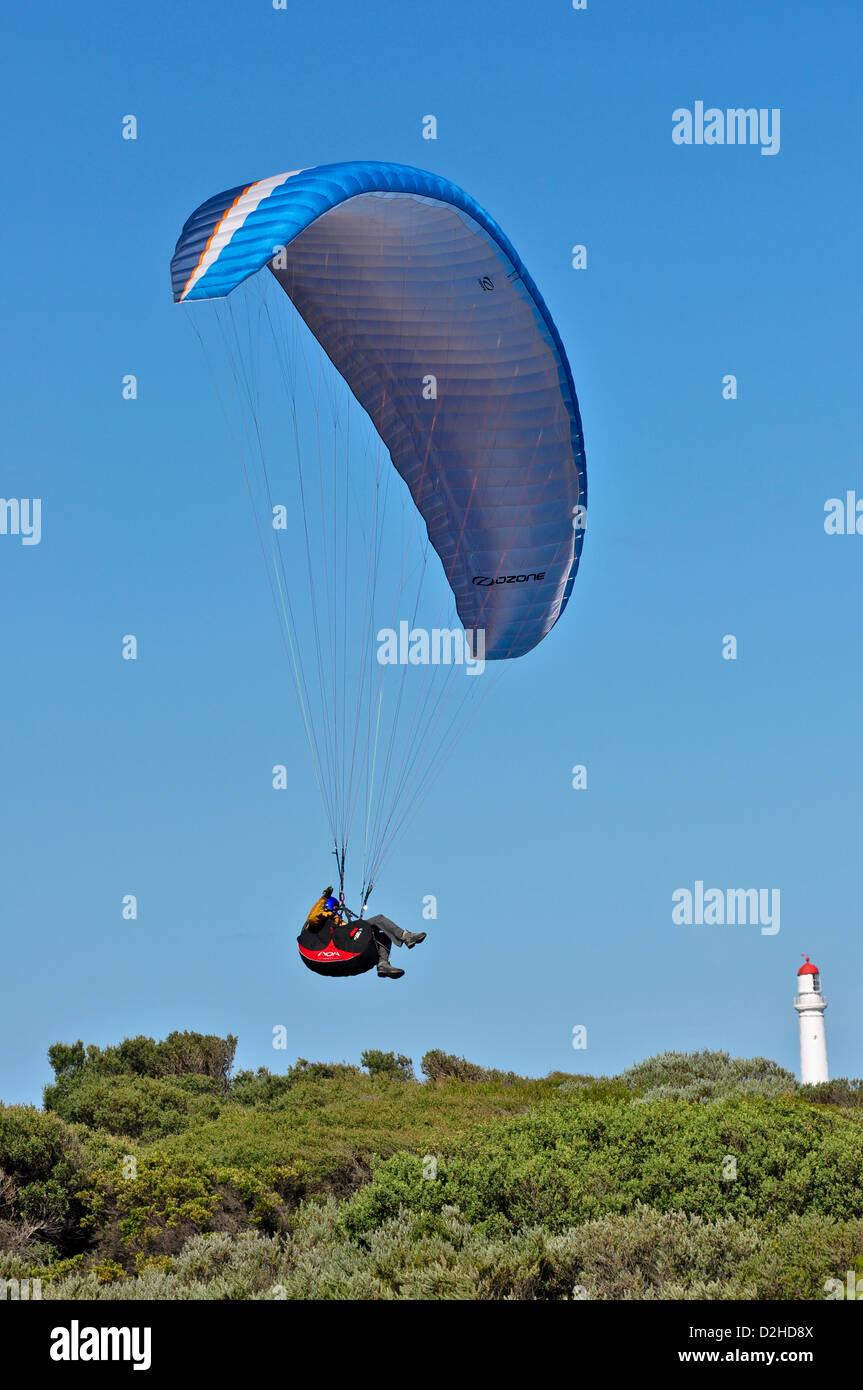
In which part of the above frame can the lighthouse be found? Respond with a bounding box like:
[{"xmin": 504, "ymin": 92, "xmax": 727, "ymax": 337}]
[{"xmin": 794, "ymin": 956, "xmax": 828, "ymax": 1084}]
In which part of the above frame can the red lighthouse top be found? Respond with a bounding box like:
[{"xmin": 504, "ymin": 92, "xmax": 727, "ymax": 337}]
[{"xmin": 798, "ymin": 955, "xmax": 819, "ymax": 976}]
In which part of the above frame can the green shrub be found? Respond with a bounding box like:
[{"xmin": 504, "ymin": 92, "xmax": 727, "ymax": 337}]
[
  {"xmin": 549, "ymin": 1075, "xmax": 633, "ymax": 1103},
  {"xmin": 421, "ymin": 1051, "xmax": 490, "ymax": 1083},
  {"xmin": 619, "ymin": 1051, "xmax": 798, "ymax": 1103},
  {"xmin": 45, "ymin": 1032, "xmax": 237, "ymax": 1100},
  {"xmin": 799, "ymin": 1078, "xmax": 863, "ymax": 1107},
  {"xmin": 31, "ymin": 1202, "xmax": 863, "ymax": 1301},
  {"xmin": 45, "ymin": 1074, "xmax": 220, "ymax": 1142},
  {"xmin": 22, "ymin": 1252, "xmax": 86, "ymax": 1284},
  {"xmin": 0, "ymin": 1104, "xmax": 88, "ymax": 1251},
  {"xmin": 11, "ymin": 1039, "xmax": 863, "ymax": 1299},
  {"xmin": 134, "ymin": 1252, "xmax": 174, "ymax": 1275},
  {"xmin": 343, "ymin": 1094, "xmax": 863, "ymax": 1239},
  {"xmin": 77, "ymin": 1151, "xmax": 300, "ymax": 1266},
  {"xmin": 361, "ymin": 1051, "xmax": 415, "ymax": 1082},
  {"xmin": 230, "ymin": 1060, "xmax": 362, "ymax": 1109},
  {"xmin": 735, "ymin": 1212, "xmax": 863, "ymax": 1299},
  {"xmin": 93, "ymin": 1258, "xmax": 127, "ymax": 1285},
  {"xmin": 230, "ymin": 1069, "xmax": 296, "ymax": 1109}
]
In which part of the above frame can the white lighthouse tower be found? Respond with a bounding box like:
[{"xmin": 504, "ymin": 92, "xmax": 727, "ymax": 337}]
[{"xmin": 794, "ymin": 955, "xmax": 828, "ymax": 1084}]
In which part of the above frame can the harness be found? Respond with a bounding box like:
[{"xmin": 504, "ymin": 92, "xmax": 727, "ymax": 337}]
[{"xmin": 297, "ymin": 900, "xmax": 377, "ymax": 978}]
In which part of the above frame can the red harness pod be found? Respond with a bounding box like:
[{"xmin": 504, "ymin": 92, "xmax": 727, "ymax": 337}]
[{"xmin": 297, "ymin": 917, "xmax": 378, "ymax": 977}]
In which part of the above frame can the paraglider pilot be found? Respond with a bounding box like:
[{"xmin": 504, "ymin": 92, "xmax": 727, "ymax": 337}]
[{"xmin": 300, "ymin": 889, "xmax": 426, "ymax": 980}]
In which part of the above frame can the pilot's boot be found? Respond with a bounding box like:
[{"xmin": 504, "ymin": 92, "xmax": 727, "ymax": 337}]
[
  {"xmin": 375, "ymin": 932, "xmax": 405, "ymax": 979},
  {"xmin": 404, "ymin": 931, "xmax": 427, "ymax": 949}
]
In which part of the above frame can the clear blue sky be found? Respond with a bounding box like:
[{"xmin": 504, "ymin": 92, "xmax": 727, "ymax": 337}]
[{"xmin": 2, "ymin": 0, "xmax": 861, "ymax": 1104}]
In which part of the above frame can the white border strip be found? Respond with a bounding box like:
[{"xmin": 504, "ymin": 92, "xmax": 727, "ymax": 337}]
[{"xmin": 180, "ymin": 169, "xmax": 305, "ymax": 301}]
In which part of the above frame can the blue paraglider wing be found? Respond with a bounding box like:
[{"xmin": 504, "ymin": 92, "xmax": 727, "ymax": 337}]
[{"xmin": 171, "ymin": 161, "xmax": 586, "ymax": 658}]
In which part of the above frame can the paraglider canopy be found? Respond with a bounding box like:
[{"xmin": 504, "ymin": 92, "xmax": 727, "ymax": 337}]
[
  {"xmin": 171, "ymin": 161, "xmax": 586, "ymax": 660},
  {"xmin": 171, "ymin": 161, "xmax": 587, "ymax": 893}
]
